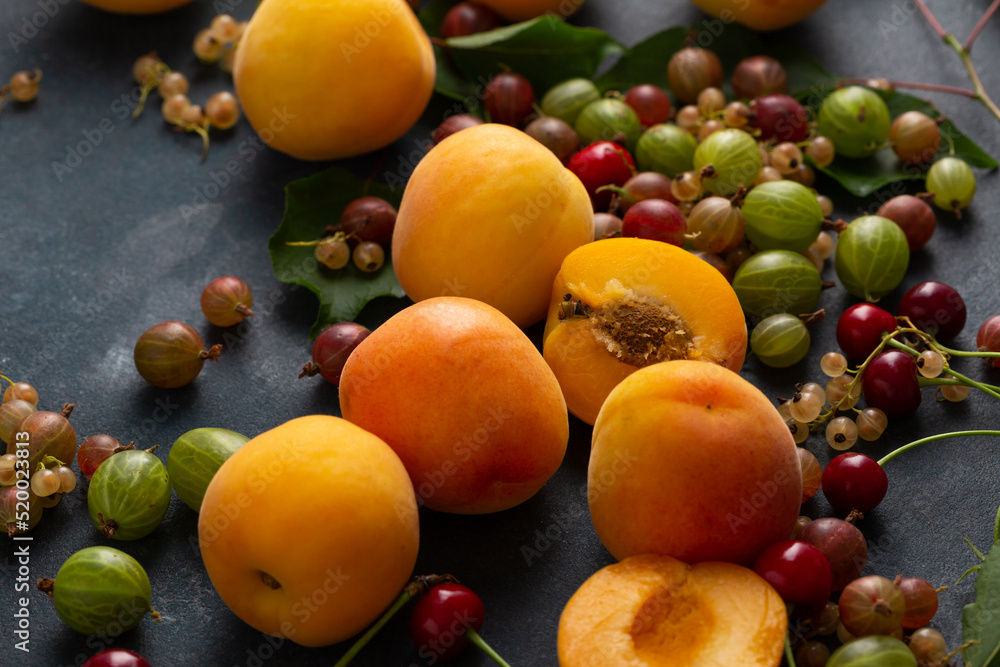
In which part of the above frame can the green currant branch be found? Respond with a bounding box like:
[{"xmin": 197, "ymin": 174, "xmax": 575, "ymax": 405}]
[
  {"xmin": 912, "ymin": 0, "xmax": 1000, "ymax": 126},
  {"xmin": 877, "ymin": 430, "xmax": 1000, "ymax": 467}
]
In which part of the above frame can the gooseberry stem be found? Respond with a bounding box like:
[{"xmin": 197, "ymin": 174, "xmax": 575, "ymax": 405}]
[
  {"xmin": 467, "ymin": 628, "xmax": 513, "ymax": 667},
  {"xmin": 332, "ymin": 574, "xmax": 458, "ymax": 667},
  {"xmin": 877, "ymin": 430, "xmax": 1000, "ymax": 467}
]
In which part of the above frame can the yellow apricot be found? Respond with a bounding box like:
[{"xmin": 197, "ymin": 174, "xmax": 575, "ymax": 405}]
[
  {"xmin": 233, "ymin": 0, "xmax": 435, "ymax": 161},
  {"xmin": 477, "ymin": 0, "xmax": 585, "ymax": 22},
  {"xmin": 77, "ymin": 0, "xmax": 193, "ymax": 12},
  {"xmin": 542, "ymin": 237, "xmax": 746, "ymax": 425},
  {"xmin": 589, "ymin": 360, "xmax": 802, "ymax": 565},
  {"xmin": 392, "ymin": 124, "xmax": 594, "ymax": 328},
  {"xmin": 339, "ymin": 297, "xmax": 568, "ymax": 514},
  {"xmin": 558, "ymin": 555, "xmax": 787, "ymax": 667},
  {"xmin": 199, "ymin": 415, "xmax": 419, "ymax": 647},
  {"xmin": 688, "ymin": 0, "xmax": 828, "ymax": 31}
]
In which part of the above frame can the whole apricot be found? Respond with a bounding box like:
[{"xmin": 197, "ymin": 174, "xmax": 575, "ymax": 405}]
[
  {"xmin": 558, "ymin": 555, "xmax": 787, "ymax": 666},
  {"xmin": 339, "ymin": 297, "xmax": 568, "ymax": 514},
  {"xmin": 687, "ymin": 0, "xmax": 828, "ymax": 31},
  {"xmin": 233, "ymin": 0, "xmax": 435, "ymax": 161},
  {"xmin": 476, "ymin": 0, "xmax": 584, "ymax": 22},
  {"xmin": 543, "ymin": 237, "xmax": 746, "ymax": 425},
  {"xmin": 198, "ymin": 415, "xmax": 419, "ymax": 647},
  {"xmin": 589, "ymin": 360, "xmax": 802, "ymax": 564},
  {"xmin": 392, "ymin": 124, "xmax": 594, "ymax": 328},
  {"xmin": 77, "ymin": 0, "xmax": 193, "ymax": 13}
]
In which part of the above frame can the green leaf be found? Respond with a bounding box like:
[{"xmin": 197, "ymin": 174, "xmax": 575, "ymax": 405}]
[
  {"xmin": 968, "ymin": 535, "xmax": 989, "ymax": 562},
  {"xmin": 963, "ymin": 544, "xmax": 1000, "ymax": 666},
  {"xmin": 958, "ymin": 564, "xmax": 983, "ymax": 585},
  {"xmin": 269, "ymin": 167, "xmax": 407, "ymax": 338},
  {"xmin": 594, "ymin": 27, "xmax": 687, "ymax": 92},
  {"xmin": 444, "ymin": 16, "xmax": 624, "ymax": 97}
]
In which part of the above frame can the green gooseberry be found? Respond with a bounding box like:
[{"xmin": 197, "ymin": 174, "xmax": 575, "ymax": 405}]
[
  {"xmin": 742, "ymin": 180, "xmax": 824, "ymax": 253},
  {"xmin": 693, "ymin": 128, "xmax": 762, "ymax": 196},
  {"xmin": 731, "ymin": 250, "xmax": 822, "ymax": 318},
  {"xmin": 818, "ymin": 86, "xmax": 892, "ymax": 158},
  {"xmin": 926, "ymin": 156, "xmax": 976, "ymax": 214},
  {"xmin": 540, "ymin": 78, "xmax": 601, "ymax": 126},
  {"xmin": 168, "ymin": 427, "xmax": 249, "ymax": 512},
  {"xmin": 826, "ymin": 636, "xmax": 916, "ymax": 667},
  {"xmin": 635, "ymin": 124, "xmax": 697, "ymax": 177},
  {"xmin": 574, "ymin": 98, "xmax": 642, "ymax": 152},
  {"xmin": 750, "ymin": 313, "xmax": 811, "ymax": 368},
  {"xmin": 835, "ymin": 215, "xmax": 909, "ymax": 302},
  {"xmin": 50, "ymin": 546, "xmax": 156, "ymax": 636},
  {"xmin": 88, "ymin": 449, "xmax": 171, "ymax": 540}
]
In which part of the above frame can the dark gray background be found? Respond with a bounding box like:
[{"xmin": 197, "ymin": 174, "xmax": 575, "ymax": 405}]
[{"xmin": 1, "ymin": 0, "xmax": 999, "ymax": 664}]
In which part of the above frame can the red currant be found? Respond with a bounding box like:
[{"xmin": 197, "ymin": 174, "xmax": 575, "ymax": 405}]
[
  {"xmin": 432, "ymin": 114, "xmax": 485, "ymax": 144},
  {"xmin": 623, "ymin": 84, "xmax": 672, "ymax": 126},
  {"xmin": 410, "ymin": 583, "xmax": 485, "ymax": 662},
  {"xmin": 621, "ymin": 199, "xmax": 688, "ymax": 247},
  {"xmin": 440, "ymin": 2, "xmax": 501, "ymax": 39},
  {"xmin": 862, "ymin": 350, "xmax": 922, "ymax": 418},
  {"xmin": 82, "ymin": 649, "xmax": 151, "ymax": 667},
  {"xmin": 484, "ymin": 72, "xmax": 535, "ymax": 127},
  {"xmin": 566, "ymin": 141, "xmax": 636, "ymax": 211},
  {"xmin": 753, "ymin": 540, "xmax": 832, "ymax": 613},
  {"xmin": 897, "ymin": 281, "xmax": 967, "ymax": 342},
  {"xmin": 978, "ymin": 315, "xmax": 1000, "ymax": 368},
  {"xmin": 836, "ymin": 303, "xmax": 898, "ymax": 361},
  {"xmin": 799, "ymin": 517, "xmax": 867, "ymax": 591},
  {"xmin": 876, "ymin": 195, "xmax": 936, "ymax": 252},
  {"xmin": 822, "ymin": 452, "xmax": 888, "ymax": 515},
  {"xmin": 750, "ymin": 94, "xmax": 809, "ymax": 143}
]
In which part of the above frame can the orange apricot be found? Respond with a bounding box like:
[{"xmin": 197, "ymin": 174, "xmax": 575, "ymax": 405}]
[
  {"xmin": 558, "ymin": 554, "xmax": 787, "ymax": 666},
  {"xmin": 589, "ymin": 360, "xmax": 802, "ymax": 564},
  {"xmin": 339, "ymin": 297, "xmax": 568, "ymax": 514},
  {"xmin": 542, "ymin": 237, "xmax": 746, "ymax": 425}
]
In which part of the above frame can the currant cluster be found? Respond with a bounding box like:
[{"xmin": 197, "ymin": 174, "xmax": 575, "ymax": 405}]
[
  {"xmin": 193, "ymin": 14, "xmax": 247, "ymax": 72},
  {"xmin": 131, "ymin": 52, "xmax": 241, "ymax": 159},
  {"xmin": 0, "ymin": 68, "xmax": 41, "ymax": 115},
  {"xmin": 0, "ymin": 375, "xmax": 80, "ymax": 536},
  {"xmin": 287, "ymin": 196, "xmax": 397, "ymax": 274}
]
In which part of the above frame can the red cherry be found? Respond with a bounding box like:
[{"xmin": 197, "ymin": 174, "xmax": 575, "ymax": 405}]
[
  {"xmin": 624, "ymin": 84, "xmax": 672, "ymax": 127},
  {"xmin": 750, "ymin": 94, "xmax": 809, "ymax": 143},
  {"xmin": 566, "ymin": 141, "xmax": 636, "ymax": 211},
  {"xmin": 410, "ymin": 583, "xmax": 486, "ymax": 662},
  {"xmin": 82, "ymin": 649, "xmax": 151, "ymax": 667},
  {"xmin": 753, "ymin": 540, "xmax": 833, "ymax": 613},
  {"xmin": 621, "ymin": 199, "xmax": 688, "ymax": 247},
  {"xmin": 861, "ymin": 350, "xmax": 922, "ymax": 418},
  {"xmin": 978, "ymin": 315, "xmax": 1000, "ymax": 369},
  {"xmin": 484, "ymin": 72, "xmax": 535, "ymax": 127},
  {"xmin": 822, "ymin": 452, "xmax": 888, "ymax": 515},
  {"xmin": 897, "ymin": 281, "xmax": 967, "ymax": 342},
  {"xmin": 440, "ymin": 1, "xmax": 500, "ymax": 39},
  {"xmin": 836, "ymin": 303, "xmax": 898, "ymax": 362}
]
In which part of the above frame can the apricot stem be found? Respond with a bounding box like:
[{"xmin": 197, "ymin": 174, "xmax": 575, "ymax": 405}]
[
  {"xmin": 333, "ymin": 574, "xmax": 459, "ymax": 667},
  {"xmin": 467, "ymin": 628, "xmax": 512, "ymax": 667},
  {"xmin": 877, "ymin": 430, "xmax": 1000, "ymax": 467}
]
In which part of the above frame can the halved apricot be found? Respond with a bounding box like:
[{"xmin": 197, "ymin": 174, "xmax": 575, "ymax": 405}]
[
  {"xmin": 558, "ymin": 554, "xmax": 787, "ymax": 667},
  {"xmin": 542, "ymin": 237, "xmax": 747, "ymax": 425}
]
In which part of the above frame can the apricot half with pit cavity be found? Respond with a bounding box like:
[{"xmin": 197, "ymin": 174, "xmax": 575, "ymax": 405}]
[{"xmin": 542, "ymin": 237, "xmax": 746, "ymax": 425}]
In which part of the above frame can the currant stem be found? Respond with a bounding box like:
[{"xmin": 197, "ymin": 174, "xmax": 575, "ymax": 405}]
[
  {"xmin": 884, "ymin": 338, "xmax": 1000, "ymax": 400},
  {"xmin": 964, "ymin": 0, "xmax": 1000, "ymax": 52},
  {"xmin": 919, "ymin": 377, "xmax": 1000, "ymax": 394},
  {"xmin": 838, "ymin": 78, "xmax": 977, "ymax": 99},
  {"xmin": 466, "ymin": 628, "xmax": 513, "ymax": 667},
  {"xmin": 932, "ymin": 341, "xmax": 1000, "ymax": 358},
  {"xmin": 877, "ymin": 430, "xmax": 1000, "ymax": 467},
  {"xmin": 913, "ymin": 0, "xmax": 949, "ymax": 40}
]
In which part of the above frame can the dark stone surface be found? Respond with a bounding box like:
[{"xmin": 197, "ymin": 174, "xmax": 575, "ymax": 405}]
[{"xmin": 1, "ymin": 0, "xmax": 999, "ymax": 664}]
